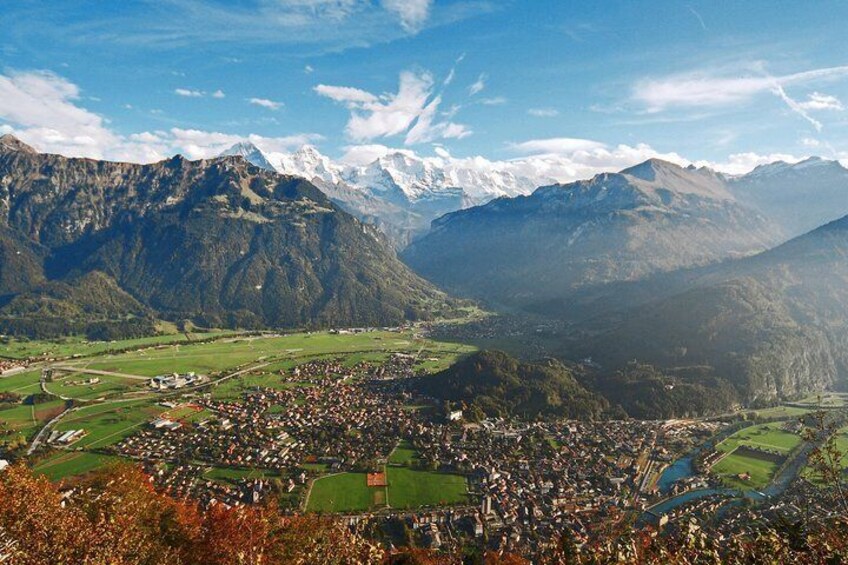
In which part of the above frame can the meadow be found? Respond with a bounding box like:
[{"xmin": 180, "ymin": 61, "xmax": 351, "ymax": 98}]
[
  {"xmin": 32, "ymin": 452, "xmax": 122, "ymax": 481},
  {"xmin": 53, "ymin": 400, "xmax": 162, "ymax": 449},
  {"xmin": 0, "ymin": 330, "xmax": 237, "ymax": 360},
  {"xmin": 0, "ymin": 370, "xmax": 43, "ymax": 396},
  {"xmin": 711, "ymin": 422, "xmax": 802, "ymax": 489}
]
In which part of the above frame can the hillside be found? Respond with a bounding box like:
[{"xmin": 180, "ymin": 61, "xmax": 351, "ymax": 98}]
[
  {"xmin": 0, "ymin": 134, "xmax": 456, "ymax": 336},
  {"xmin": 415, "ymin": 350, "xmax": 611, "ymax": 420},
  {"xmin": 574, "ymin": 215, "xmax": 848, "ymax": 405},
  {"xmin": 402, "ymin": 159, "xmax": 780, "ymax": 308},
  {"xmin": 729, "ymin": 157, "xmax": 848, "ymax": 240}
]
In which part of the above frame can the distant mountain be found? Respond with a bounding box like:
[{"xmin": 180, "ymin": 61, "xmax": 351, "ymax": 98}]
[
  {"xmin": 218, "ymin": 142, "xmax": 544, "ymax": 248},
  {"xmin": 730, "ymin": 156, "xmax": 848, "ymax": 239},
  {"xmin": 414, "ymin": 350, "xmax": 612, "ymax": 420},
  {"xmin": 573, "ymin": 214, "xmax": 848, "ymax": 405},
  {"xmin": 402, "ymin": 158, "xmax": 781, "ymax": 309},
  {"xmin": 0, "ymin": 134, "xmax": 456, "ymax": 337}
]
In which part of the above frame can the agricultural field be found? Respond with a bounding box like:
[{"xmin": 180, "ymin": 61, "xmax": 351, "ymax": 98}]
[
  {"xmin": 802, "ymin": 426, "xmax": 848, "ymax": 485},
  {"xmin": 749, "ymin": 405, "xmax": 812, "ymax": 421},
  {"xmin": 0, "ymin": 330, "xmax": 238, "ymax": 360},
  {"xmin": 61, "ymin": 330, "xmax": 474, "ymax": 380},
  {"xmin": 0, "ymin": 370, "xmax": 43, "ymax": 396},
  {"xmin": 47, "ymin": 372, "xmax": 143, "ymax": 401},
  {"xmin": 793, "ymin": 393, "xmax": 848, "ymax": 408},
  {"xmin": 32, "ymin": 451, "xmax": 122, "ymax": 482},
  {"xmin": 0, "ymin": 400, "xmax": 66, "ymax": 447},
  {"xmin": 711, "ymin": 423, "xmax": 803, "ymax": 489},
  {"xmin": 53, "ymin": 400, "xmax": 162, "ymax": 449}
]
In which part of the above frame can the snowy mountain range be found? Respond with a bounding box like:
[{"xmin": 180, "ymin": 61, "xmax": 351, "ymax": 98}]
[{"xmin": 218, "ymin": 142, "xmax": 548, "ymax": 247}]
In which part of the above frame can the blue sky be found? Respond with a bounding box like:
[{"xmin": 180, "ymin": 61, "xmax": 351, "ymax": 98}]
[{"xmin": 2, "ymin": 0, "xmax": 848, "ymax": 177}]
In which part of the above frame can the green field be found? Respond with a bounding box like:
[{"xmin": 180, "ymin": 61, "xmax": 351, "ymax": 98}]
[
  {"xmin": 48, "ymin": 373, "xmax": 142, "ymax": 401},
  {"xmin": 803, "ymin": 426, "xmax": 848, "ymax": 485},
  {"xmin": 749, "ymin": 405, "xmax": 812, "ymax": 420},
  {"xmin": 386, "ymin": 467, "xmax": 468, "ymax": 509},
  {"xmin": 307, "ymin": 472, "xmax": 379, "ymax": 512},
  {"xmin": 33, "ymin": 451, "xmax": 122, "ymax": 481},
  {"xmin": 306, "ymin": 467, "xmax": 468, "ymax": 513},
  {"xmin": 388, "ymin": 440, "xmax": 419, "ymax": 465},
  {"xmin": 0, "ymin": 370, "xmax": 43, "ymax": 396},
  {"xmin": 54, "ymin": 400, "xmax": 161, "ymax": 449},
  {"xmin": 711, "ymin": 423, "xmax": 802, "ymax": 489},
  {"xmin": 0, "ymin": 331, "xmax": 238, "ymax": 360},
  {"xmin": 0, "ymin": 399, "xmax": 66, "ymax": 446},
  {"xmin": 794, "ymin": 393, "xmax": 848, "ymax": 408},
  {"xmin": 61, "ymin": 330, "xmax": 475, "ymax": 379},
  {"xmin": 204, "ymin": 466, "xmax": 279, "ymax": 483}
]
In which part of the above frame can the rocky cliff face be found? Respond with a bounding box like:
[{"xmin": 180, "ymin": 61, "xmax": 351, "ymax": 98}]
[{"xmin": 0, "ymin": 134, "xmax": 455, "ymax": 332}]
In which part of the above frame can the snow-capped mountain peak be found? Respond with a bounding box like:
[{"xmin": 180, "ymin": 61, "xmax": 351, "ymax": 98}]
[{"xmin": 219, "ymin": 141, "xmax": 275, "ymax": 171}]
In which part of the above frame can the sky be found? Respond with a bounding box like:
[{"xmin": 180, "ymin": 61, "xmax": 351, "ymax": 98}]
[{"xmin": 2, "ymin": 0, "xmax": 848, "ymax": 179}]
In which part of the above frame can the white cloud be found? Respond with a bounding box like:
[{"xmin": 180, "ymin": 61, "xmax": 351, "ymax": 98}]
[
  {"xmin": 381, "ymin": 0, "xmax": 432, "ymax": 32},
  {"xmin": 313, "ymin": 84, "xmax": 378, "ymax": 104},
  {"xmin": 304, "ymin": 65, "xmax": 314, "ymax": 74},
  {"xmin": 249, "ymin": 97, "xmax": 283, "ymax": 110},
  {"xmin": 468, "ymin": 73, "xmax": 486, "ymax": 96},
  {"xmin": 168, "ymin": 128, "xmax": 321, "ymax": 159},
  {"xmin": 315, "ymin": 69, "xmax": 470, "ymax": 145},
  {"xmin": 339, "ymin": 143, "xmax": 395, "ymax": 166},
  {"xmin": 693, "ymin": 152, "xmax": 804, "ymax": 175},
  {"xmin": 0, "ymin": 69, "xmax": 319, "ymax": 164},
  {"xmin": 175, "ymin": 88, "xmax": 204, "ymax": 97},
  {"xmin": 527, "ymin": 108, "xmax": 559, "ymax": 117},
  {"xmin": 798, "ymin": 92, "xmax": 843, "ymax": 111},
  {"xmin": 212, "ymin": 89, "xmax": 226, "ymax": 99},
  {"xmin": 508, "ymin": 137, "xmax": 606, "ymax": 155},
  {"xmin": 480, "ymin": 97, "xmax": 507, "ymax": 106}
]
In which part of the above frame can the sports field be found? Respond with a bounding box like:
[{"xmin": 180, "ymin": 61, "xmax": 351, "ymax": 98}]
[
  {"xmin": 711, "ymin": 423, "xmax": 802, "ymax": 489},
  {"xmin": 306, "ymin": 467, "xmax": 468, "ymax": 512},
  {"xmin": 388, "ymin": 440, "xmax": 419, "ymax": 465},
  {"xmin": 385, "ymin": 467, "xmax": 468, "ymax": 509},
  {"xmin": 306, "ymin": 472, "xmax": 380, "ymax": 512}
]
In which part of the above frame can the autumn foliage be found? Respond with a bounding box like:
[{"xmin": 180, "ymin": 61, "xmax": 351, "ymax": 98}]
[
  {"xmin": 2, "ymin": 463, "xmax": 848, "ymax": 564},
  {"xmin": 0, "ymin": 463, "xmax": 382, "ymax": 565}
]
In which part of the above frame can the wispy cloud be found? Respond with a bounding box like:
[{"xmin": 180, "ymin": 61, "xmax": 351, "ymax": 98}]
[
  {"xmin": 480, "ymin": 96, "xmax": 507, "ymax": 106},
  {"xmin": 527, "ymin": 108, "xmax": 559, "ymax": 117},
  {"xmin": 468, "ymin": 73, "xmax": 486, "ymax": 96},
  {"xmin": 687, "ymin": 6, "xmax": 707, "ymax": 30},
  {"xmin": 632, "ymin": 63, "xmax": 848, "ymax": 130},
  {"xmin": 380, "ymin": 0, "xmax": 432, "ymax": 32},
  {"xmin": 249, "ymin": 97, "xmax": 283, "ymax": 110},
  {"xmin": 175, "ymin": 88, "xmax": 204, "ymax": 97},
  {"xmin": 798, "ymin": 92, "xmax": 843, "ymax": 111},
  {"xmin": 211, "ymin": 89, "xmax": 225, "ymax": 99},
  {"xmin": 314, "ymin": 69, "xmax": 471, "ymax": 145}
]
